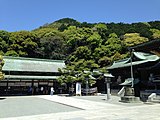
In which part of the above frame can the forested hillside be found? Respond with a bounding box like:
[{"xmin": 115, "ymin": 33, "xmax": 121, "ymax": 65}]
[{"xmin": 1, "ymin": 18, "xmax": 160, "ymax": 69}]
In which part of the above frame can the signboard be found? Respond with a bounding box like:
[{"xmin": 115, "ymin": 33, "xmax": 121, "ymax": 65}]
[
  {"xmin": 82, "ymin": 87, "xmax": 97, "ymax": 94},
  {"xmin": 39, "ymin": 82, "xmax": 48, "ymax": 85}
]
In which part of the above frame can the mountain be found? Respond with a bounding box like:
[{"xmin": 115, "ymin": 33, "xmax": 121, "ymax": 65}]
[{"xmin": 38, "ymin": 18, "xmax": 81, "ymax": 31}]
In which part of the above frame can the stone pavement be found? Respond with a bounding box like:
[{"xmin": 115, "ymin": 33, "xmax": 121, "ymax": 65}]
[{"xmin": 1, "ymin": 95, "xmax": 160, "ymax": 120}]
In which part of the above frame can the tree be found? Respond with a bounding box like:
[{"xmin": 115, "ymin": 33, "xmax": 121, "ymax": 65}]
[
  {"xmin": 93, "ymin": 23, "xmax": 108, "ymax": 41},
  {"xmin": 63, "ymin": 26, "xmax": 92, "ymax": 53},
  {"xmin": 122, "ymin": 33, "xmax": 149, "ymax": 47},
  {"xmin": 93, "ymin": 45, "xmax": 110, "ymax": 61},
  {"xmin": 6, "ymin": 31, "xmax": 38, "ymax": 57},
  {"xmin": 0, "ymin": 55, "xmax": 4, "ymax": 80},
  {"xmin": 0, "ymin": 30, "xmax": 10, "ymax": 54},
  {"xmin": 36, "ymin": 29, "xmax": 66, "ymax": 59},
  {"xmin": 105, "ymin": 33, "xmax": 122, "ymax": 56},
  {"xmin": 111, "ymin": 52, "xmax": 123, "ymax": 62},
  {"xmin": 98, "ymin": 56, "xmax": 112, "ymax": 67},
  {"xmin": 72, "ymin": 46, "xmax": 91, "ymax": 60},
  {"xmin": 150, "ymin": 29, "xmax": 160, "ymax": 39},
  {"xmin": 87, "ymin": 32, "xmax": 102, "ymax": 50},
  {"xmin": 5, "ymin": 50, "xmax": 19, "ymax": 57},
  {"xmin": 106, "ymin": 22, "xmax": 131, "ymax": 37},
  {"xmin": 128, "ymin": 22, "xmax": 152, "ymax": 38},
  {"xmin": 149, "ymin": 21, "xmax": 160, "ymax": 30},
  {"xmin": 58, "ymin": 59, "xmax": 99, "ymax": 88}
]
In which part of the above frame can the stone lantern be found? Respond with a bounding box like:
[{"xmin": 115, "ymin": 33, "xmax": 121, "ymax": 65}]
[
  {"xmin": 119, "ymin": 78, "xmax": 140, "ymax": 103},
  {"xmin": 104, "ymin": 73, "xmax": 114, "ymax": 100}
]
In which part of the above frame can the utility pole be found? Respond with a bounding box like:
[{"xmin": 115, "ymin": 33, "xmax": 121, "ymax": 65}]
[{"xmin": 130, "ymin": 49, "xmax": 134, "ymax": 88}]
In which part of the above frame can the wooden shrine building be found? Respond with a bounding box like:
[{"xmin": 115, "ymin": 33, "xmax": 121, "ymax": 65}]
[
  {"xmin": 107, "ymin": 39, "xmax": 160, "ymax": 98},
  {"xmin": 0, "ymin": 56, "xmax": 65, "ymax": 95}
]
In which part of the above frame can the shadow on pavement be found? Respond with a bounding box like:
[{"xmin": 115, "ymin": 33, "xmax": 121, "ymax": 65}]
[{"xmin": 0, "ymin": 98, "xmax": 6, "ymax": 100}]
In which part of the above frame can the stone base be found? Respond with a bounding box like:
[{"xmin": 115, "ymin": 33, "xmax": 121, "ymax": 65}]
[{"xmin": 120, "ymin": 96, "xmax": 141, "ymax": 103}]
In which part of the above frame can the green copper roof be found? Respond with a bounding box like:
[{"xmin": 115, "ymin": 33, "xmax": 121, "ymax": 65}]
[
  {"xmin": 107, "ymin": 52, "xmax": 159, "ymax": 70},
  {"xmin": 119, "ymin": 78, "xmax": 140, "ymax": 86},
  {"xmin": 2, "ymin": 56, "xmax": 65, "ymax": 72}
]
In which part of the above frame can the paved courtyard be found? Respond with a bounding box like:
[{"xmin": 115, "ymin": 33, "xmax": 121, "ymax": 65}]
[
  {"xmin": 0, "ymin": 95, "xmax": 160, "ymax": 120},
  {"xmin": 0, "ymin": 96, "xmax": 81, "ymax": 118}
]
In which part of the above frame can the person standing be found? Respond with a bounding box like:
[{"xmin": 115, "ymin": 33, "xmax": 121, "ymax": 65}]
[
  {"xmin": 50, "ymin": 87, "xmax": 54, "ymax": 96},
  {"xmin": 40, "ymin": 86, "xmax": 44, "ymax": 95}
]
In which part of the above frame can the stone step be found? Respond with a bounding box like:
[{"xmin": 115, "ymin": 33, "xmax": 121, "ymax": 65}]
[{"xmin": 119, "ymin": 96, "xmax": 141, "ymax": 103}]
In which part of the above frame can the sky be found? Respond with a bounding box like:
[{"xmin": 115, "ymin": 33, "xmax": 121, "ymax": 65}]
[{"xmin": 0, "ymin": 0, "xmax": 160, "ymax": 32}]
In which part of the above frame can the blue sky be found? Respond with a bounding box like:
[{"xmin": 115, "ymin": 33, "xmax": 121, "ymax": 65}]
[{"xmin": 0, "ymin": 0, "xmax": 160, "ymax": 32}]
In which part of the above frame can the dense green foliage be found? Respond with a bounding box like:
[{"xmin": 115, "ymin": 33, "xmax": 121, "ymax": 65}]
[
  {"xmin": 0, "ymin": 55, "xmax": 4, "ymax": 80},
  {"xmin": 1, "ymin": 18, "xmax": 160, "ymax": 85}
]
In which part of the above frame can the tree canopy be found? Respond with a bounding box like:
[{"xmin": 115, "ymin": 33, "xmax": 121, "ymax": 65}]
[{"xmin": 0, "ymin": 55, "xmax": 4, "ymax": 80}]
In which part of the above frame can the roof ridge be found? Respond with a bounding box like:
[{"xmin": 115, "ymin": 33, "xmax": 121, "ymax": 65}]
[{"xmin": 3, "ymin": 56, "xmax": 65, "ymax": 63}]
